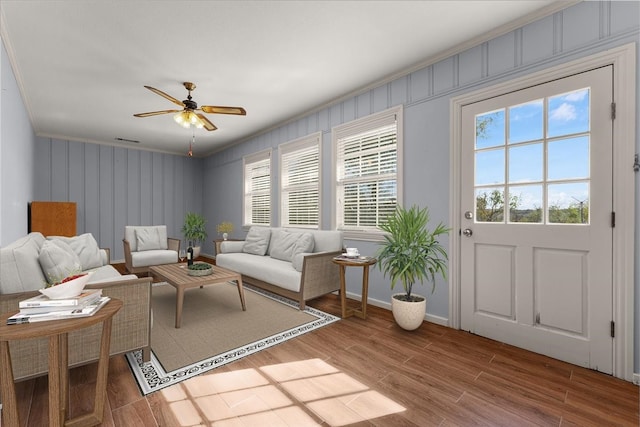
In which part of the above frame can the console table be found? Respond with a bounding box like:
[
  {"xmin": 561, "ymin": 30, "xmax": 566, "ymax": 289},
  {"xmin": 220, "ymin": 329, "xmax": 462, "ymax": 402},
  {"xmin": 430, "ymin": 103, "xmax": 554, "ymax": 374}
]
[{"xmin": 0, "ymin": 298, "xmax": 122, "ymax": 427}]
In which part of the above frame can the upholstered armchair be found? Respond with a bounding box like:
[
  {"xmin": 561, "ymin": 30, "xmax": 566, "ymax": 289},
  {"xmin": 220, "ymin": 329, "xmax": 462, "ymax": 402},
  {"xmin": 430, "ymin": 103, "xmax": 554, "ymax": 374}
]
[{"xmin": 123, "ymin": 225, "xmax": 180, "ymax": 274}]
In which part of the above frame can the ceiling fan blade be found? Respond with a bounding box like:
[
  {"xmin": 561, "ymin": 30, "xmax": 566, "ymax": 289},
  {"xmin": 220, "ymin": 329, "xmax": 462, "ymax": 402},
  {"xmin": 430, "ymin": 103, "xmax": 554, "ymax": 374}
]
[
  {"xmin": 133, "ymin": 109, "xmax": 181, "ymax": 118},
  {"xmin": 200, "ymin": 105, "xmax": 247, "ymax": 115},
  {"xmin": 144, "ymin": 86, "xmax": 185, "ymax": 107},
  {"xmin": 196, "ymin": 114, "xmax": 218, "ymax": 131}
]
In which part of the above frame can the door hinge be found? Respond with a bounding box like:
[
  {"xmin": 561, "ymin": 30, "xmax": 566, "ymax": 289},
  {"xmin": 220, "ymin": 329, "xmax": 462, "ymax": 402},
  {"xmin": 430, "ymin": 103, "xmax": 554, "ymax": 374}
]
[
  {"xmin": 611, "ymin": 321, "xmax": 615, "ymax": 338},
  {"xmin": 611, "ymin": 102, "xmax": 616, "ymax": 120},
  {"xmin": 611, "ymin": 212, "xmax": 615, "ymax": 228}
]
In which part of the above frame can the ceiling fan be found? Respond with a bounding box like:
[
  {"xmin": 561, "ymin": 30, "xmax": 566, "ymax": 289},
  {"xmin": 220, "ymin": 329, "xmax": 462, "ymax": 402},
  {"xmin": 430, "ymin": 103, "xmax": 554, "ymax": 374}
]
[{"xmin": 133, "ymin": 82, "xmax": 246, "ymax": 131}]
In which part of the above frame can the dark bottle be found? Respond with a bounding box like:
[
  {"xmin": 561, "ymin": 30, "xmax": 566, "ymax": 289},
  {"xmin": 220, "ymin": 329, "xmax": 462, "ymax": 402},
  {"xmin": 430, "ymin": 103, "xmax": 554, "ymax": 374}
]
[{"xmin": 187, "ymin": 242, "xmax": 194, "ymax": 266}]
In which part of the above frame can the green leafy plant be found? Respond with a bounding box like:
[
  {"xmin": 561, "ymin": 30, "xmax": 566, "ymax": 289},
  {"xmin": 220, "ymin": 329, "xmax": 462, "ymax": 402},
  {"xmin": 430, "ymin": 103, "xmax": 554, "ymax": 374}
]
[
  {"xmin": 376, "ymin": 205, "xmax": 449, "ymax": 302},
  {"xmin": 181, "ymin": 212, "xmax": 208, "ymax": 245},
  {"xmin": 188, "ymin": 262, "xmax": 213, "ymax": 271}
]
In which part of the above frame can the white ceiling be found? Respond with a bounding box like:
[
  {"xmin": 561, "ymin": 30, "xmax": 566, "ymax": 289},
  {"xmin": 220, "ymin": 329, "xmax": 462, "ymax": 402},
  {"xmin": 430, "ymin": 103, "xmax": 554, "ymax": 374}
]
[{"xmin": 1, "ymin": 1, "xmax": 572, "ymax": 157}]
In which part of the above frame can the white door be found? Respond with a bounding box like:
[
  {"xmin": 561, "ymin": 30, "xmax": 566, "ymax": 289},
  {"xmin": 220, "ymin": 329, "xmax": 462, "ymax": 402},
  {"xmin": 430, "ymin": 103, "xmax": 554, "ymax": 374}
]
[{"xmin": 460, "ymin": 66, "xmax": 614, "ymax": 373}]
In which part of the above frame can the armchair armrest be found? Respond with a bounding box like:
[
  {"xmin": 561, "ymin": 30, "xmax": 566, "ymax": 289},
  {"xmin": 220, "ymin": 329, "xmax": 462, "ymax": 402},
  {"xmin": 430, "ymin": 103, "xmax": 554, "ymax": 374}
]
[
  {"xmin": 299, "ymin": 250, "xmax": 342, "ymax": 303},
  {"xmin": 220, "ymin": 240, "xmax": 245, "ymax": 253},
  {"xmin": 168, "ymin": 237, "xmax": 180, "ymax": 253},
  {"xmin": 123, "ymin": 239, "xmax": 133, "ymax": 270},
  {"xmin": 100, "ymin": 247, "xmax": 111, "ymax": 265}
]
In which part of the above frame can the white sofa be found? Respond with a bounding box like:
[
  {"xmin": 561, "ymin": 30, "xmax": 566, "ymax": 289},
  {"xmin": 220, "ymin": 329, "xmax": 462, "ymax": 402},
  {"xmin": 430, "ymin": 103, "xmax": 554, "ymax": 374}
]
[
  {"xmin": 0, "ymin": 232, "xmax": 152, "ymax": 381},
  {"xmin": 123, "ymin": 225, "xmax": 180, "ymax": 274},
  {"xmin": 216, "ymin": 227, "xmax": 343, "ymax": 309}
]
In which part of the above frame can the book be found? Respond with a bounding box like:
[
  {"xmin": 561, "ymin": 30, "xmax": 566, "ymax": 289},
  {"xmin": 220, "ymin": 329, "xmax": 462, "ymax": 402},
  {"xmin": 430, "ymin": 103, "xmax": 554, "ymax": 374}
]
[
  {"xmin": 7, "ymin": 296, "xmax": 111, "ymax": 324},
  {"xmin": 19, "ymin": 288, "xmax": 102, "ymax": 308},
  {"xmin": 18, "ymin": 298, "xmax": 100, "ymax": 315}
]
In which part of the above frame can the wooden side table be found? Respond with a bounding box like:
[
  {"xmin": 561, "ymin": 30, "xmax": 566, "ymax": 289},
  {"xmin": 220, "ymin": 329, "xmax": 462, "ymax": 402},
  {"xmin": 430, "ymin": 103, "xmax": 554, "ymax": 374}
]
[
  {"xmin": 332, "ymin": 256, "xmax": 377, "ymax": 319},
  {"xmin": 0, "ymin": 298, "xmax": 122, "ymax": 427}
]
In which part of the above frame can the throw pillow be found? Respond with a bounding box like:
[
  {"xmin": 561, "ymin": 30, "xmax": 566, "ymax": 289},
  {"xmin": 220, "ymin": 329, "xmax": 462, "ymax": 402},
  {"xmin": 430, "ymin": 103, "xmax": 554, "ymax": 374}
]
[
  {"xmin": 270, "ymin": 230, "xmax": 315, "ymax": 262},
  {"xmin": 136, "ymin": 227, "xmax": 162, "ymax": 251},
  {"xmin": 39, "ymin": 239, "xmax": 82, "ymax": 284},
  {"xmin": 48, "ymin": 233, "xmax": 103, "ymax": 270},
  {"xmin": 242, "ymin": 227, "xmax": 271, "ymax": 256}
]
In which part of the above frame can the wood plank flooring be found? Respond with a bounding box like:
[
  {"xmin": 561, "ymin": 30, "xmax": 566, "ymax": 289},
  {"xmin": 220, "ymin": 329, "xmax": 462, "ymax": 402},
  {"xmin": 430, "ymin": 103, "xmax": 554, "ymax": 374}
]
[{"xmin": 8, "ymin": 269, "xmax": 639, "ymax": 426}]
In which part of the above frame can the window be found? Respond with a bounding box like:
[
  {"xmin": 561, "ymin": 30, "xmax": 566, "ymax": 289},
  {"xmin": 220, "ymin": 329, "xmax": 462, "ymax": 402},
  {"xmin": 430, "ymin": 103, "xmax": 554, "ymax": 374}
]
[
  {"xmin": 279, "ymin": 133, "xmax": 321, "ymax": 228},
  {"xmin": 243, "ymin": 149, "xmax": 271, "ymax": 226},
  {"xmin": 333, "ymin": 106, "xmax": 403, "ymax": 239}
]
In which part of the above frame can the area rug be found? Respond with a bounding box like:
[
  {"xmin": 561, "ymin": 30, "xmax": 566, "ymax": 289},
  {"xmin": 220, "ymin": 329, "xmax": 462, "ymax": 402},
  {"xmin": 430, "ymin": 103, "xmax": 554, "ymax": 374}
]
[{"xmin": 125, "ymin": 282, "xmax": 339, "ymax": 395}]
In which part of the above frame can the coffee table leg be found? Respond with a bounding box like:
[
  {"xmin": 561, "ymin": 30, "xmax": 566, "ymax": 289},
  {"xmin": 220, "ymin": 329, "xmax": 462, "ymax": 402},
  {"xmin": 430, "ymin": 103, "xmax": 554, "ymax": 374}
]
[
  {"xmin": 175, "ymin": 287, "xmax": 184, "ymax": 328},
  {"xmin": 236, "ymin": 277, "xmax": 247, "ymax": 311}
]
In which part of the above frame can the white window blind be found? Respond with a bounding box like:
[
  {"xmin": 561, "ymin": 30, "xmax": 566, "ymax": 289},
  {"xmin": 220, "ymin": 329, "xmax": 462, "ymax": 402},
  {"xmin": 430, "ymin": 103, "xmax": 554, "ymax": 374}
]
[
  {"xmin": 243, "ymin": 150, "xmax": 271, "ymax": 226},
  {"xmin": 333, "ymin": 106, "xmax": 402, "ymax": 237},
  {"xmin": 280, "ymin": 133, "xmax": 321, "ymax": 228}
]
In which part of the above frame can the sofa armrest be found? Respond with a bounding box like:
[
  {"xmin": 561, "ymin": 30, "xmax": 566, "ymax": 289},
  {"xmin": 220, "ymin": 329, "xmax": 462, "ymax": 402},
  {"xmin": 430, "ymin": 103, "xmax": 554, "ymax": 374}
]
[
  {"xmin": 299, "ymin": 250, "xmax": 342, "ymax": 301},
  {"xmin": 220, "ymin": 240, "xmax": 245, "ymax": 253},
  {"xmin": 167, "ymin": 237, "xmax": 180, "ymax": 253}
]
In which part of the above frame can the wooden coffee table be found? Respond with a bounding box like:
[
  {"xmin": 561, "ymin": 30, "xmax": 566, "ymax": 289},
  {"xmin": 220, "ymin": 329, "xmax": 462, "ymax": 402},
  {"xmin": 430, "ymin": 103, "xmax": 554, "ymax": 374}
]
[{"xmin": 149, "ymin": 263, "xmax": 246, "ymax": 328}]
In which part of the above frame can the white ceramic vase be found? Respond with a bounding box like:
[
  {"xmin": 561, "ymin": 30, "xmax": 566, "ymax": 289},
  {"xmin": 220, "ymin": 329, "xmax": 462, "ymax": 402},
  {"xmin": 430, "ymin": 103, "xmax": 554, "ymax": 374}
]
[
  {"xmin": 223, "ymin": 232, "xmax": 228, "ymax": 240},
  {"xmin": 391, "ymin": 293, "xmax": 426, "ymax": 331}
]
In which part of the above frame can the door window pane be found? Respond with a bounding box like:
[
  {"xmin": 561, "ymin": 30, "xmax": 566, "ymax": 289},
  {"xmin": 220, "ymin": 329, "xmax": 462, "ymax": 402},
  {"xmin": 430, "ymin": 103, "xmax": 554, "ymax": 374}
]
[
  {"xmin": 509, "ymin": 185, "xmax": 543, "ymax": 223},
  {"xmin": 509, "ymin": 143, "xmax": 542, "ymax": 183},
  {"xmin": 476, "ymin": 148, "xmax": 505, "ymax": 185},
  {"xmin": 509, "ymin": 100, "xmax": 543, "ymax": 143},
  {"xmin": 476, "ymin": 187, "xmax": 505, "ymax": 222},
  {"xmin": 548, "ymin": 182, "xmax": 589, "ymax": 224},
  {"xmin": 548, "ymin": 136, "xmax": 589, "ymax": 181},
  {"xmin": 476, "ymin": 110, "xmax": 505, "ymax": 149},
  {"xmin": 548, "ymin": 88, "xmax": 590, "ymax": 138}
]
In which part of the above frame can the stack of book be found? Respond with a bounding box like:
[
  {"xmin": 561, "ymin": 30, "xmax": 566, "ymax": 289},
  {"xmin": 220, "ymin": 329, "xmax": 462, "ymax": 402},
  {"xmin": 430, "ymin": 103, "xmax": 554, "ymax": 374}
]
[{"xmin": 7, "ymin": 289, "xmax": 110, "ymax": 325}]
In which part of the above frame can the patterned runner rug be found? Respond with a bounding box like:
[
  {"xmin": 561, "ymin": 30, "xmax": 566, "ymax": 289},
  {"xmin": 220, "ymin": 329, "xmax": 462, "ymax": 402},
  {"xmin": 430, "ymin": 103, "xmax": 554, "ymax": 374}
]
[{"xmin": 126, "ymin": 282, "xmax": 339, "ymax": 395}]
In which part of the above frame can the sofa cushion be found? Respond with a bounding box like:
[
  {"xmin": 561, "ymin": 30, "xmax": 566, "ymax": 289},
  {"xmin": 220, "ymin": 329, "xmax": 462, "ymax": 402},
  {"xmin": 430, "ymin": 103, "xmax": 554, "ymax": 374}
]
[
  {"xmin": 270, "ymin": 230, "xmax": 315, "ymax": 262},
  {"xmin": 216, "ymin": 252, "xmax": 303, "ymax": 293},
  {"xmin": 125, "ymin": 225, "xmax": 168, "ymax": 252},
  {"xmin": 48, "ymin": 233, "xmax": 103, "ymax": 270},
  {"xmin": 0, "ymin": 232, "xmax": 47, "ymax": 294},
  {"xmin": 135, "ymin": 227, "xmax": 163, "ymax": 251},
  {"xmin": 242, "ymin": 227, "xmax": 271, "ymax": 256},
  {"xmin": 39, "ymin": 239, "xmax": 83, "ymax": 284}
]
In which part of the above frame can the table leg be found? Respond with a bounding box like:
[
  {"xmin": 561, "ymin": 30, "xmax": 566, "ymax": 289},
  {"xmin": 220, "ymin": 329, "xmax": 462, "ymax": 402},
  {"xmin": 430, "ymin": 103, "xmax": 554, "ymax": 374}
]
[
  {"xmin": 175, "ymin": 287, "xmax": 184, "ymax": 328},
  {"xmin": 48, "ymin": 333, "xmax": 64, "ymax": 427},
  {"xmin": 360, "ymin": 265, "xmax": 370, "ymax": 319},
  {"xmin": 0, "ymin": 340, "xmax": 19, "ymax": 427},
  {"xmin": 339, "ymin": 265, "xmax": 349, "ymax": 318},
  {"xmin": 235, "ymin": 277, "xmax": 247, "ymax": 311}
]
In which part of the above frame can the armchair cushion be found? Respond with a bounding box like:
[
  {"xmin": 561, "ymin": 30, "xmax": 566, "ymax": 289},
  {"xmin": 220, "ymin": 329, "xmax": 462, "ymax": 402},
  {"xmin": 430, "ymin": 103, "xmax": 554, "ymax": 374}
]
[
  {"xmin": 135, "ymin": 227, "xmax": 163, "ymax": 251},
  {"xmin": 47, "ymin": 233, "xmax": 103, "ymax": 270},
  {"xmin": 125, "ymin": 226, "xmax": 168, "ymax": 252},
  {"xmin": 38, "ymin": 239, "xmax": 82, "ymax": 284}
]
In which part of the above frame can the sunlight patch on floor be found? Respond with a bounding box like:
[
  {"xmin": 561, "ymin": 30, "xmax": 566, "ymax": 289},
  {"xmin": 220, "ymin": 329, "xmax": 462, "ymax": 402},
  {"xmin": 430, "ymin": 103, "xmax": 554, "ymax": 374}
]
[{"xmin": 160, "ymin": 358, "xmax": 405, "ymax": 426}]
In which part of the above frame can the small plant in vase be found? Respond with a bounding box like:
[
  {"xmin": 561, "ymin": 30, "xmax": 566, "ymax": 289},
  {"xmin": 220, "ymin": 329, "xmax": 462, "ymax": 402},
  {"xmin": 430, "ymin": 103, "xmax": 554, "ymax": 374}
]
[{"xmin": 216, "ymin": 221, "xmax": 234, "ymax": 240}]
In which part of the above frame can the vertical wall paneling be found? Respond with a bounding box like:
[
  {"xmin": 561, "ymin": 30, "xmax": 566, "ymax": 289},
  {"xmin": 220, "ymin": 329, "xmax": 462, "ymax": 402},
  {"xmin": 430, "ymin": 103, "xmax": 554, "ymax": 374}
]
[
  {"xmin": 68, "ymin": 141, "xmax": 85, "ymax": 232},
  {"xmin": 140, "ymin": 151, "xmax": 152, "ymax": 225},
  {"xmin": 126, "ymin": 149, "xmax": 141, "ymax": 227},
  {"xmin": 98, "ymin": 145, "xmax": 114, "ymax": 247},
  {"xmin": 34, "ymin": 138, "xmax": 52, "ymax": 201},
  {"xmin": 83, "ymin": 144, "xmax": 99, "ymax": 235},
  {"xmin": 201, "ymin": 1, "xmax": 639, "ymax": 328},
  {"xmin": 50, "ymin": 139, "xmax": 68, "ymax": 201},
  {"xmin": 113, "ymin": 147, "xmax": 127, "ymax": 259}
]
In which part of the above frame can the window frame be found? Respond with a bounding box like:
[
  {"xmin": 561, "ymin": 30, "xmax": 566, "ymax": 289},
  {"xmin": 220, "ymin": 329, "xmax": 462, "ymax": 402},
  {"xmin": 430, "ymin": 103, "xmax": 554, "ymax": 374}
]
[
  {"xmin": 243, "ymin": 149, "xmax": 272, "ymax": 227},
  {"xmin": 278, "ymin": 132, "xmax": 322, "ymax": 229},
  {"xmin": 332, "ymin": 106, "xmax": 403, "ymax": 241}
]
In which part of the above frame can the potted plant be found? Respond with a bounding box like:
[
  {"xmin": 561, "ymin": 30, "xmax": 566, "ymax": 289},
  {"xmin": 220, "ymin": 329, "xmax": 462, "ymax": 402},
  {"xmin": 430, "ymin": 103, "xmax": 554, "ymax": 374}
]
[
  {"xmin": 376, "ymin": 205, "xmax": 449, "ymax": 330},
  {"xmin": 181, "ymin": 212, "xmax": 208, "ymax": 258}
]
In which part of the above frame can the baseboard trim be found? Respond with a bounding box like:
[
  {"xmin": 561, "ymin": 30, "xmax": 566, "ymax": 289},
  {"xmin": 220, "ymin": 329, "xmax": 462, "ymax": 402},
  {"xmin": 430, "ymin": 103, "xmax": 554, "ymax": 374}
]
[{"xmin": 344, "ymin": 291, "xmax": 450, "ymax": 327}]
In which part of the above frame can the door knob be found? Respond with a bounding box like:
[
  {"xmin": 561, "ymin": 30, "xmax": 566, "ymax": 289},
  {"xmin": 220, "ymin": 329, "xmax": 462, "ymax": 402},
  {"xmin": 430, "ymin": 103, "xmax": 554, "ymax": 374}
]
[{"xmin": 462, "ymin": 228, "xmax": 473, "ymax": 237}]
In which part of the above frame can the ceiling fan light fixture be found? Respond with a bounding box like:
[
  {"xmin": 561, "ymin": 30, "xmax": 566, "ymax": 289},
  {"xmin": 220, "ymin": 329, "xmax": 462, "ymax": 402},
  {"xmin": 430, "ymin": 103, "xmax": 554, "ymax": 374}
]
[{"xmin": 174, "ymin": 110, "xmax": 203, "ymax": 129}]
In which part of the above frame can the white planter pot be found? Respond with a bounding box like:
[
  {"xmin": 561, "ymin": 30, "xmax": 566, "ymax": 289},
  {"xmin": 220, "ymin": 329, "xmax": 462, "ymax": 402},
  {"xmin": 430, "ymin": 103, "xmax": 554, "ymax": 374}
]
[
  {"xmin": 391, "ymin": 293, "xmax": 426, "ymax": 331},
  {"xmin": 192, "ymin": 246, "xmax": 201, "ymax": 259}
]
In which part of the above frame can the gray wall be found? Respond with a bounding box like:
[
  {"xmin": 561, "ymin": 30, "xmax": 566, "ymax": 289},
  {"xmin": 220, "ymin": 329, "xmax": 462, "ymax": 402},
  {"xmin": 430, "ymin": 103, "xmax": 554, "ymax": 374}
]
[
  {"xmin": 32, "ymin": 138, "xmax": 205, "ymax": 261},
  {"xmin": 0, "ymin": 40, "xmax": 36, "ymax": 245},
  {"xmin": 202, "ymin": 0, "xmax": 640, "ymax": 363}
]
